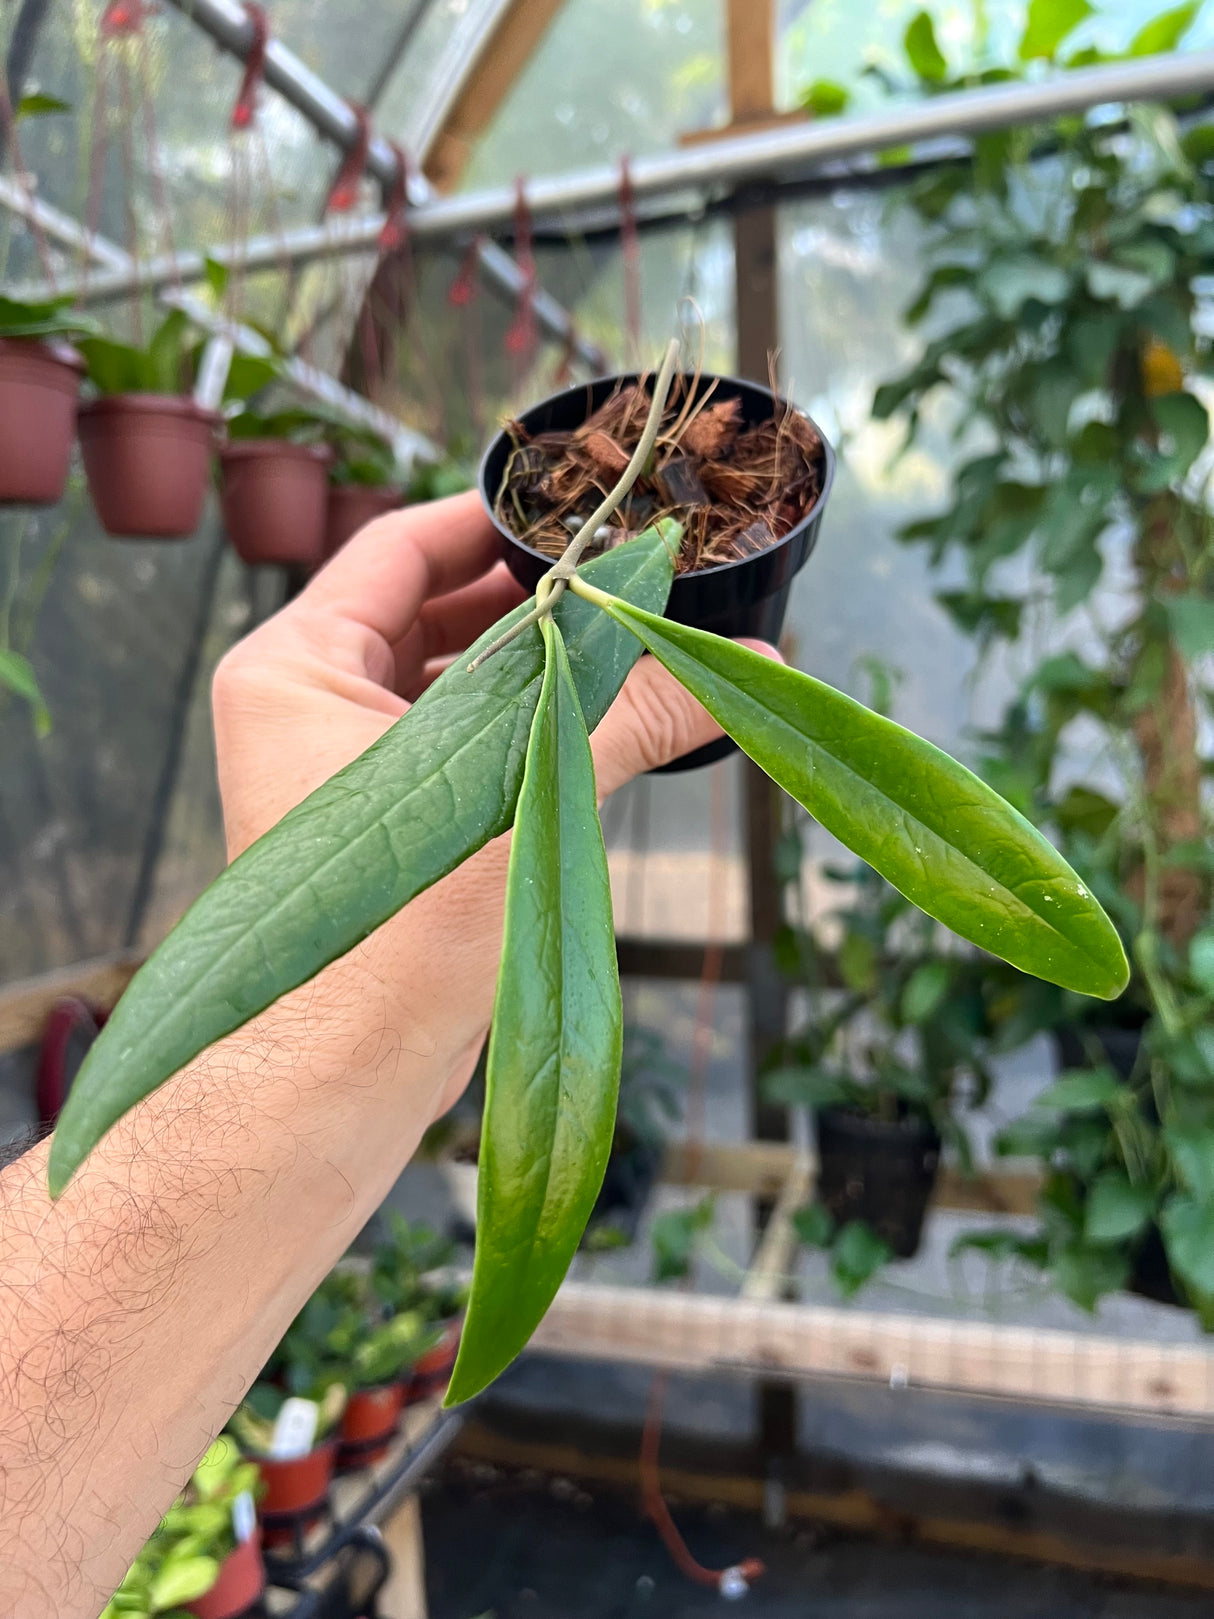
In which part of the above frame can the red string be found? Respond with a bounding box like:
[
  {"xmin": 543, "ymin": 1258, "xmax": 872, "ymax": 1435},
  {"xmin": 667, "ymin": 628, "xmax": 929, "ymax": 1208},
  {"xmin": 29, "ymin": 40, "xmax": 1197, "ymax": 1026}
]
[
  {"xmin": 378, "ymin": 140, "xmax": 410, "ymax": 252},
  {"xmin": 620, "ymin": 155, "xmax": 642, "ymax": 369},
  {"xmin": 551, "ymin": 330, "xmax": 577, "ymax": 389},
  {"xmin": 504, "ymin": 177, "xmax": 538, "ymax": 378},
  {"xmin": 325, "ymin": 103, "xmax": 371, "ymax": 214},
  {"xmin": 230, "ymin": 3, "xmax": 269, "ymax": 131},
  {"xmin": 448, "ymin": 236, "xmax": 482, "ymax": 308},
  {"xmin": 100, "ymin": 0, "xmax": 148, "ymax": 35}
]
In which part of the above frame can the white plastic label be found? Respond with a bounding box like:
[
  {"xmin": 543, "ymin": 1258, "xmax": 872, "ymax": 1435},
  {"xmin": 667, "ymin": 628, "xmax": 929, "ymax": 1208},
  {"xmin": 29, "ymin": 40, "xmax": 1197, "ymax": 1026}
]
[
  {"xmin": 268, "ymin": 1396, "xmax": 319, "ymax": 1461},
  {"xmin": 231, "ymin": 1490, "xmax": 256, "ymax": 1545}
]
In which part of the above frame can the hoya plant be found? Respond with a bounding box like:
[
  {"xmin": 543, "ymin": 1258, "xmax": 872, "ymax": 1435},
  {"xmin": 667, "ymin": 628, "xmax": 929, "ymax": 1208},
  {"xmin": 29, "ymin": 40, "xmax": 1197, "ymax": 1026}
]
[{"xmin": 46, "ymin": 341, "xmax": 1128, "ymax": 1403}]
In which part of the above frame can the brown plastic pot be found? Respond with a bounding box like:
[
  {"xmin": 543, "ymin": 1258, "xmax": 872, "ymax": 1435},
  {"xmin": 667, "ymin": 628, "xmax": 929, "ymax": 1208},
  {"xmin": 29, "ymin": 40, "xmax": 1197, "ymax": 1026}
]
[
  {"xmin": 254, "ymin": 1438, "xmax": 337, "ymax": 1546},
  {"xmin": 78, "ymin": 394, "xmax": 218, "ymax": 538},
  {"xmin": 0, "ymin": 337, "xmax": 84, "ymax": 506},
  {"xmin": 220, "ymin": 440, "xmax": 333, "ymax": 567},
  {"xmin": 405, "ymin": 1319, "xmax": 461, "ymax": 1404},
  {"xmin": 185, "ymin": 1535, "xmax": 265, "ymax": 1619},
  {"xmin": 325, "ymin": 482, "xmax": 401, "ymax": 558},
  {"xmin": 337, "ymin": 1382, "xmax": 405, "ymax": 1469}
]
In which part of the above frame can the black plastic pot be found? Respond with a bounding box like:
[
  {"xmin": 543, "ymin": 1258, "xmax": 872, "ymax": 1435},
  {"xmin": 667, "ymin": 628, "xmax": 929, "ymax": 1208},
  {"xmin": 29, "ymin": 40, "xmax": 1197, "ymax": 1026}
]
[
  {"xmin": 1129, "ymin": 1223, "xmax": 1184, "ymax": 1308},
  {"xmin": 816, "ymin": 1106, "xmax": 941, "ymax": 1260},
  {"xmin": 479, "ymin": 370, "xmax": 835, "ymax": 771},
  {"xmin": 1054, "ymin": 1018, "xmax": 1145, "ymax": 1083}
]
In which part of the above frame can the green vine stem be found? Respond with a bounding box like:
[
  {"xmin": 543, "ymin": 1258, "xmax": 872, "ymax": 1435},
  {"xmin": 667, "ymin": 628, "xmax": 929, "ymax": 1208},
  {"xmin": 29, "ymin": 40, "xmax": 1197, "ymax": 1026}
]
[{"xmin": 467, "ymin": 337, "xmax": 681, "ymax": 672}]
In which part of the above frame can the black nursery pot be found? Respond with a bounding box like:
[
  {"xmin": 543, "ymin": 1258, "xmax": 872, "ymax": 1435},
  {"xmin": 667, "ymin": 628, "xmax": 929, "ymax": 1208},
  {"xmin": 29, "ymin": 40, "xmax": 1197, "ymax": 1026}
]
[
  {"xmin": 479, "ymin": 370, "xmax": 836, "ymax": 771},
  {"xmin": 816, "ymin": 1106, "xmax": 941, "ymax": 1261},
  {"xmin": 1053, "ymin": 1017, "xmax": 1146, "ymax": 1083}
]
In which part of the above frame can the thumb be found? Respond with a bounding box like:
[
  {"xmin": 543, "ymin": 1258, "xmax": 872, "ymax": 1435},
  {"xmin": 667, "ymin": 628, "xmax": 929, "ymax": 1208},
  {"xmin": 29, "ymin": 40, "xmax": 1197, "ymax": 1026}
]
[{"xmin": 590, "ymin": 640, "xmax": 783, "ymax": 797}]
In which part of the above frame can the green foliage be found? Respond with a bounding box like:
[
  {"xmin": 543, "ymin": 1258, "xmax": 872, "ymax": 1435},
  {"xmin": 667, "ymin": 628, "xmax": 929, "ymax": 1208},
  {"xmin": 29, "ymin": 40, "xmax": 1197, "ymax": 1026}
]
[
  {"xmin": 100, "ymin": 1439, "xmax": 259, "ymax": 1619},
  {"xmin": 370, "ymin": 1212, "xmax": 459, "ymax": 1320},
  {"xmin": 793, "ymin": 1205, "xmax": 893, "ymax": 1297},
  {"xmin": 80, "ymin": 311, "xmax": 196, "ymax": 396},
  {"xmin": 328, "ymin": 423, "xmax": 402, "ymax": 487},
  {"xmin": 651, "ymin": 1195, "xmax": 716, "ymax": 1283},
  {"xmin": 448, "ymin": 616, "xmax": 622, "ymax": 1404},
  {"xmin": 802, "ymin": 79, "xmax": 850, "ymax": 117},
  {"xmin": 0, "ymin": 647, "xmax": 50, "ymax": 736},
  {"xmin": 0, "ymin": 293, "xmax": 99, "ymax": 341},
  {"xmin": 1018, "ymin": 0, "xmax": 1092, "ymax": 61},
  {"xmin": 904, "ymin": 11, "xmax": 948, "ymax": 81}
]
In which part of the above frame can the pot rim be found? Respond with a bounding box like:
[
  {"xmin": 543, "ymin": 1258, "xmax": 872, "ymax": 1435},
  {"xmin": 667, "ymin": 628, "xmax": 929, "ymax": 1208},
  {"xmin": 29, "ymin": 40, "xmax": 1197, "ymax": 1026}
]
[
  {"xmin": 78, "ymin": 392, "xmax": 222, "ymax": 424},
  {"xmin": 0, "ymin": 334, "xmax": 86, "ymax": 373},
  {"xmin": 818, "ymin": 1103, "xmax": 941, "ymax": 1144},
  {"xmin": 247, "ymin": 1434, "xmax": 339, "ymax": 1466},
  {"xmin": 220, "ymin": 437, "xmax": 334, "ymax": 466},
  {"xmin": 479, "ymin": 368, "xmax": 836, "ymax": 583}
]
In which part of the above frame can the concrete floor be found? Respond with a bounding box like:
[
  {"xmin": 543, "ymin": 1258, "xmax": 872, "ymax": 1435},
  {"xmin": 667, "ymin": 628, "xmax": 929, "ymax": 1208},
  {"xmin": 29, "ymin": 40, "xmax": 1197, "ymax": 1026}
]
[{"xmin": 421, "ymin": 1460, "xmax": 1212, "ymax": 1619}]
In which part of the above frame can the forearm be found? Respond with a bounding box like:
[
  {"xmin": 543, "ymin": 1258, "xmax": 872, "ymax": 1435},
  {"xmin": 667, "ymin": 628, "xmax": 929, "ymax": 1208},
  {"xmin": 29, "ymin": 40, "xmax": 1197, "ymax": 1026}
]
[{"xmin": 0, "ymin": 955, "xmax": 463, "ymax": 1619}]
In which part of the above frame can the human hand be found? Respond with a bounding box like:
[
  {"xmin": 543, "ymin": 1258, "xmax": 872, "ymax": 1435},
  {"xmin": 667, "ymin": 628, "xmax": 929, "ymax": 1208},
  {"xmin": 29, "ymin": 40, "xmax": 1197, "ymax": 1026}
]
[{"xmin": 212, "ymin": 490, "xmax": 735, "ymax": 1122}]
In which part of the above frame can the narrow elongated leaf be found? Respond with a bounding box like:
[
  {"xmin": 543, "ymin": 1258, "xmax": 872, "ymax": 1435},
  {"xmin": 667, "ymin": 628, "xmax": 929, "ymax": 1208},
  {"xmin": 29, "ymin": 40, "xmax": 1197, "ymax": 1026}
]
[
  {"xmin": 0, "ymin": 646, "xmax": 51, "ymax": 735},
  {"xmin": 585, "ymin": 592, "xmax": 1129, "ymax": 1000},
  {"xmin": 48, "ymin": 534, "xmax": 673, "ymax": 1196},
  {"xmin": 447, "ymin": 617, "xmax": 621, "ymax": 1404}
]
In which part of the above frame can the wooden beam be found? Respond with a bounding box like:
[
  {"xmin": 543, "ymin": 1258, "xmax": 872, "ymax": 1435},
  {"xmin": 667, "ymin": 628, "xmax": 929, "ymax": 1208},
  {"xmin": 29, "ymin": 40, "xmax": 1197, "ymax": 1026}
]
[
  {"xmin": 0, "ymin": 952, "xmax": 142, "ymax": 1055},
  {"xmin": 456, "ymin": 1420, "xmax": 1214, "ymax": 1591},
  {"xmin": 533, "ymin": 1282, "xmax": 1214, "ymax": 1420},
  {"xmin": 424, "ymin": 0, "xmax": 568, "ymax": 193},
  {"xmin": 727, "ymin": 0, "xmax": 776, "ymax": 122}
]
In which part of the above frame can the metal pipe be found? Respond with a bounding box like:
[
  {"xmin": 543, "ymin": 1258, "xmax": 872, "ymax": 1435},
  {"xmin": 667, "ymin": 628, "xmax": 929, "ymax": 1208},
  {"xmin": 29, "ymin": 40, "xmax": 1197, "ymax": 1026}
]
[
  {"xmin": 0, "ymin": 177, "xmax": 436, "ymax": 461},
  {"xmin": 161, "ymin": 0, "xmax": 603, "ymax": 369},
  {"xmin": 378, "ymin": 44, "xmax": 1214, "ymax": 243},
  {"xmin": 28, "ymin": 41, "xmax": 1214, "ymax": 311}
]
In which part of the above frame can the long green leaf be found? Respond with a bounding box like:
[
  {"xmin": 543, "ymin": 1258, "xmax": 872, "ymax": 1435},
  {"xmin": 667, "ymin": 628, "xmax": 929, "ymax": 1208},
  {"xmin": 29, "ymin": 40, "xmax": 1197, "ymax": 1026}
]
[
  {"xmin": 583, "ymin": 589, "xmax": 1129, "ymax": 1000},
  {"xmin": 447, "ymin": 616, "xmax": 621, "ymax": 1405},
  {"xmin": 47, "ymin": 533, "xmax": 673, "ymax": 1196}
]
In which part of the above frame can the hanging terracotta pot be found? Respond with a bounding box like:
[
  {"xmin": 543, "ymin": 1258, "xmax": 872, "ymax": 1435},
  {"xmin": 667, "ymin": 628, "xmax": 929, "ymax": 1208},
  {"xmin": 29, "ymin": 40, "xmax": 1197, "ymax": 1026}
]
[
  {"xmin": 219, "ymin": 440, "xmax": 333, "ymax": 567},
  {"xmin": 78, "ymin": 394, "xmax": 218, "ymax": 538},
  {"xmin": 324, "ymin": 483, "xmax": 401, "ymax": 559},
  {"xmin": 0, "ymin": 338, "xmax": 84, "ymax": 506},
  {"xmin": 185, "ymin": 1535, "xmax": 265, "ymax": 1619},
  {"xmin": 337, "ymin": 1382, "xmax": 405, "ymax": 1470}
]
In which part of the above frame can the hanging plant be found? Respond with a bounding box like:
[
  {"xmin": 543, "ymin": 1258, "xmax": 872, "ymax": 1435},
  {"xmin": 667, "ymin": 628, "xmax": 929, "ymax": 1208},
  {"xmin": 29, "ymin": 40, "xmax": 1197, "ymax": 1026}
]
[
  {"xmin": 218, "ymin": 406, "xmax": 334, "ymax": 569},
  {"xmin": 46, "ymin": 342, "xmax": 1129, "ymax": 1405},
  {"xmin": 77, "ymin": 310, "xmax": 219, "ymax": 539},
  {"xmin": 324, "ymin": 423, "xmax": 404, "ymax": 559},
  {"xmin": 0, "ymin": 296, "xmax": 98, "ymax": 507}
]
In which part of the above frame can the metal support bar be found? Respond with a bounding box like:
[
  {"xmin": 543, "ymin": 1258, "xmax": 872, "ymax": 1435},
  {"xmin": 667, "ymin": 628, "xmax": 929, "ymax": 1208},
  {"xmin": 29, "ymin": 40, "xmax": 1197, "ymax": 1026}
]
[
  {"xmin": 160, "ymin": 0, "xmax": 603, "ymax": 371},
  {"xmin": 0, "ymin": 176, "xmax": 435, "ymax": 462}
]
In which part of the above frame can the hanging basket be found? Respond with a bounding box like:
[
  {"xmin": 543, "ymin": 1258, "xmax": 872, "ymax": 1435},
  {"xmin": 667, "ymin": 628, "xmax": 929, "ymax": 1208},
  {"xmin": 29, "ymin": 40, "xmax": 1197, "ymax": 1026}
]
[
  {"xmin": 0, "ymin": 338, "xmax": 84, "ymax": 506},
  {"xmin": 78, "ymin": 394, "xmax": 218, "ymax": 538},
  {"xmin": 324, "ymin": 483, "xmax": 402, "ymax": 560},
  {"xmin": 219, "ymin": 440, "xmax": 333, "ymax": 567}
]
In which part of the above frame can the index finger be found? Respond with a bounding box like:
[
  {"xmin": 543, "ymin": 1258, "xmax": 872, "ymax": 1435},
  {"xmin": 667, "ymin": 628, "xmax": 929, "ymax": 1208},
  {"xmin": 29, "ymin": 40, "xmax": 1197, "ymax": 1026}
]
[{"xmin": 289, "ymin": 490, "xmax": 504, "ymax": 646}]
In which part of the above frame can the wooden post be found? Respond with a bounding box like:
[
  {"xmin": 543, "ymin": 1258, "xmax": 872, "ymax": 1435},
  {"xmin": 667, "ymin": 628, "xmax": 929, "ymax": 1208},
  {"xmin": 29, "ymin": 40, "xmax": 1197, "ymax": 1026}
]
[{"xmin": 726, "ymin": 0, "xmax": 797, "ymax": 1465}]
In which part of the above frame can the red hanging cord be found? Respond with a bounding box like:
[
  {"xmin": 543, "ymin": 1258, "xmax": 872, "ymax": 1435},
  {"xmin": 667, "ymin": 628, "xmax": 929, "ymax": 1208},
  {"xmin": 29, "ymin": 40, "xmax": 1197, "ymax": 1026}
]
[
  {"xmin": 504, "ymin": 177, "xmax": 538, "ymax": 381},
  {"xmin": 449, "ymin": 235, "xmax": 486, "ymax": 438},
  {"xmin": 100, "ymin": 0, "xmax": 149, "ymax": 35},
  {"xmin": 378, "ymin": 141, "xmax": 410, "ymax": 253},
  {"xmin": 619, "ymin": 155, "xmax": 642, "ymax": 369},
  {"xmin": 230, "ymin": 2, "xmax": 269, "ymax": 131},
  {"xmin": 325, "ymin": 103, "xmax": 372, "ymax": 214}
]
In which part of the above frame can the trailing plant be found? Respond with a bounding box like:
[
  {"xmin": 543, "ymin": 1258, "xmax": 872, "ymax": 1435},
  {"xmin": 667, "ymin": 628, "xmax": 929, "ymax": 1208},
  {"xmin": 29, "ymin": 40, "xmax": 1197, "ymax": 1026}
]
[
  {"xmin": 791, "ymin": 1205, "xmax": 893, "ymax": 1299},
  {"xmin": 47, "ymin": 341, "xmax": 1128, "ymax": 1407},
  {"xmin": 858, "ymin": 0, "xmax": 1214, "ymax": 1315},
  {"xmin": 100, "ymin": 1438, "xmax": 260, "ymax": 1619},
  {"xmin": 79, "ymin": 308, "xmax": 198, "ymax": 396}
]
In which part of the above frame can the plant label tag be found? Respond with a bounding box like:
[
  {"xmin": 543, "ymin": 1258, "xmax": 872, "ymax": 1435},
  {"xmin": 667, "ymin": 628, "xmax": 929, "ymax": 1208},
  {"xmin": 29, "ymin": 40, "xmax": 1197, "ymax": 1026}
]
[
  {"xmin": 231, "ymin": 1490, "xmax": 257, "ymax": 1544},
  {"xmin": 269, "ymin": 1397, "xmax": 319, "ymax": 1460}
]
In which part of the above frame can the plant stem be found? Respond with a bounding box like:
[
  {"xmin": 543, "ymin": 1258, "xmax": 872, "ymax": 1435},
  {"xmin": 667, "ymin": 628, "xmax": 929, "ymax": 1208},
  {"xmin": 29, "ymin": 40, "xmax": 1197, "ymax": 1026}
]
[{"xmin": 467, "ymin": 337, "xmax": 681, "ymax": 672}]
